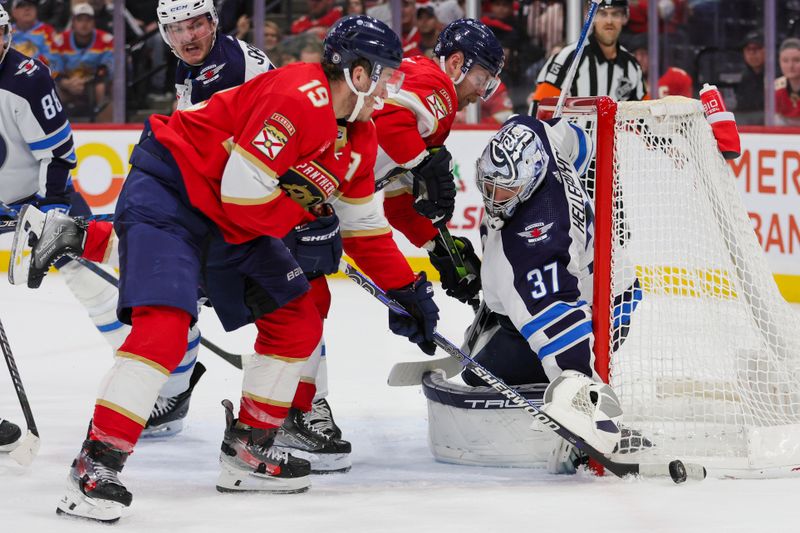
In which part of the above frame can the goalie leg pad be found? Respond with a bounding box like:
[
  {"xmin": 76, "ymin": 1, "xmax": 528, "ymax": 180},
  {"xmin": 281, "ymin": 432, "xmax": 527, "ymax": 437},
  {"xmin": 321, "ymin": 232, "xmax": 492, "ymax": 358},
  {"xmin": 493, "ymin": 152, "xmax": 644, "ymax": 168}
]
[{"xmin": 542, "ymin": 370, "xmax": 623, "ymax": 454}]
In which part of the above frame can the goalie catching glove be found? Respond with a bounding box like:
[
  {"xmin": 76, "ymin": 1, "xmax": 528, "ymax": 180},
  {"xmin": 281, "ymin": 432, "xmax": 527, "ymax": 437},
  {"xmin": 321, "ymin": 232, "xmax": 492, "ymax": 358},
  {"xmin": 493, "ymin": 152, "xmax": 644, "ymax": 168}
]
[
  {"xmin": 427, "ymin": 233, "xmax": 481, "ymax": 305},
  {"xmin": 387, "ymin": 272, "xmax": 440, "ymax": 355},
  {"xmin": 411, "ymin": 147, "xmax": 457, "ymax": 227}
]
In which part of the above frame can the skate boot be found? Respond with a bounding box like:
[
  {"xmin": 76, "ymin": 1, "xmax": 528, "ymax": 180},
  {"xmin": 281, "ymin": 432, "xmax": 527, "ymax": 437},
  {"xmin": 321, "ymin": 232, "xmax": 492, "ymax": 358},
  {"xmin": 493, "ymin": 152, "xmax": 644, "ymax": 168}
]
[
  {"xmin": 275, "ymin": 407, "xmax": 352, "ymax": 474},
  {"xmin": 142, "ymin": 362, "xmax": 206, "ymax": 438},
  {"xmin": 0, "ymin": 418, "xmax": 22, "ymax": 452},
  {"xmin": 10, "ymin": 205, "xmax": 88, "ymax": 288},
  {"xmin": 56, "ymin": 439, "xmax": 132, "ymax": 523},
  {"xmin": 307, "ymin": 398, "xmax": 343, "ymax": 439},
  {"xmin": 217, "ymin": 400, "xmax": 311, "ymax": 493}
]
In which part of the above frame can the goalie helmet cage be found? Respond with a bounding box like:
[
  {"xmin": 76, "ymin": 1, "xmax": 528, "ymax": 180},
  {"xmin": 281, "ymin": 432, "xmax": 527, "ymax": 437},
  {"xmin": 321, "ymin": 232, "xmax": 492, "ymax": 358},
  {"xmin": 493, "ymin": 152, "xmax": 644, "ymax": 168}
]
[{"xmin": 537, "ymin": 96, "xmax": 800, "ymax": 478}]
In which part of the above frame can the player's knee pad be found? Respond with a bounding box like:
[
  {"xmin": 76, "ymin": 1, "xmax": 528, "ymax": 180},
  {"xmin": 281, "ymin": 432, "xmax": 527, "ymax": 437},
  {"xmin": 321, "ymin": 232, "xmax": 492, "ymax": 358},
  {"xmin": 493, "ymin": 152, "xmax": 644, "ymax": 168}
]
[
  {"xmin": 118, "ymin": 306, "xmax": 192, "ymax": 373},
  {"xmin": 59, "ymin": 259, "xmax": 130, "ymax": 351},
  {"xmin": 254, "ymin": 292, "xmax": 322, "ymax": 360},
  {"xmin": 423, "ymin": 370, "xmax": 557, "ymax": 467},
  {"xmin": 542, "ymin": 370, "xmax": 623, "ymax": 454}
]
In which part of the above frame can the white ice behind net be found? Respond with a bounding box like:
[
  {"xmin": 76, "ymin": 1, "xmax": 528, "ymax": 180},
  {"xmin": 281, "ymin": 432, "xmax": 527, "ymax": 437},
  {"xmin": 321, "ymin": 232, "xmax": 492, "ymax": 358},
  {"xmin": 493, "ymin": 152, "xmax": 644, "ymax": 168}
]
[{"xmin": 572, "ymin": 97, "xmax": 800, "ymax": 476}]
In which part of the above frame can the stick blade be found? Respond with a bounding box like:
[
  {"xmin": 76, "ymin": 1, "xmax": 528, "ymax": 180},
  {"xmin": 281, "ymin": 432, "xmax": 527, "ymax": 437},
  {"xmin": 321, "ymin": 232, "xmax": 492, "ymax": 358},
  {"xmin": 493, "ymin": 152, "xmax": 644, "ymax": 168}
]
[
  {"xmin": 387, "ymin": 356, "xmax": 463, "ymax": 386},
  {"xmin": 9, "ymin": 431, "xmax": 40, "ymax": 467}
]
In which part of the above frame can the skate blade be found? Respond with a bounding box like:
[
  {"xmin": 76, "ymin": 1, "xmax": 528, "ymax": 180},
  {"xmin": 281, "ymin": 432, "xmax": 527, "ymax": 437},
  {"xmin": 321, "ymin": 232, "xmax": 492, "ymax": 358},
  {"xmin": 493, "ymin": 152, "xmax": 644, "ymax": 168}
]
[
  {"xmin": 9, "ymin": 205, "xmax": 45, "ymax": 285},
  {"xmin": 216, "ymin": 464, "xmax": 310, "ymax": 494},
  {"xmin": 55, "ymin": 477, "xmax": 126, "ymax": 523},
  {"xmin": 140, "ymin": 419, "xmax": 184, "ymax": 439},
  {"xmin": 8, "ymin": 431, "xmax": 40, "ymax": 466},
  {"xmin": 274, "ymin": 447, "xmax": 352, "ymax": 474}
]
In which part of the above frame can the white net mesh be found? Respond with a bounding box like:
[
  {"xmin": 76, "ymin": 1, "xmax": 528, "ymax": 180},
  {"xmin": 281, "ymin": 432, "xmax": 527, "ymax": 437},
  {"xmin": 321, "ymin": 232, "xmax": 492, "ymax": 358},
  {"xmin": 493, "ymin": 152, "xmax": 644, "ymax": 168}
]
[{"xmin": 560, "ymin": 97, "xmax": 800, "ymax": 477}]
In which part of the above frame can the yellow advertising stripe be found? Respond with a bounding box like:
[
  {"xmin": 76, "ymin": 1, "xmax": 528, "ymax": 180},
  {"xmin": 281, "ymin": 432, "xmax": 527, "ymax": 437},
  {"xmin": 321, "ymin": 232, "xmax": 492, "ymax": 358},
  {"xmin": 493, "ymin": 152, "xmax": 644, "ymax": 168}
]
[{"xmin": 1, "ymin": 251, "xmax": 798, "ymax": 303}]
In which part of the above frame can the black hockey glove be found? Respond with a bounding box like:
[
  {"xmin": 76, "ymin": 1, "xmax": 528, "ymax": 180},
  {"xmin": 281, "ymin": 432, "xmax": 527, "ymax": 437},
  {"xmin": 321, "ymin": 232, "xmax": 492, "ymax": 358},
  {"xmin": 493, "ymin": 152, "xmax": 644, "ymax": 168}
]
[
  {"xmin": 428, "ymin": 234, "xmax": 481, "ymax": 306},
  {"xmin": 387, "ymin": 272, "xmax": 440, "ymax": 355},
  {"xmin": 282, "ymin": 207, "xmax": 342, "ymax": 279},
  {"xmin": 411, "ymin": 147, "xmax": 456, "ymax": 228}
]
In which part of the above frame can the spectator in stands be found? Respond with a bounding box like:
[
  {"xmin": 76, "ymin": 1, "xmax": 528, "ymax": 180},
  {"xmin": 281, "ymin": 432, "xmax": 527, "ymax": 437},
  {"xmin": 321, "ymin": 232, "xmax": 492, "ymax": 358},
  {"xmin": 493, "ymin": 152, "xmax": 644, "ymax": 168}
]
[
  {"xmin": 624, "ymin": 0, "xmax": 688, "ymax": 36},
  {"xmin": 37, "ymin": 0, "xmax": 70, "ymax": 32},
  {"xmin": 290, "ymin": 0, "xmax": 342, "ymax": 38},
  {"xmin": 734, "ymin": 31, "xmax": 765, "ymax": 125},
  {"xmin": 125, "ymin": 0, "xmax": 170, "ymax": 99},
  {"xmin": 776, "ymin": 37, "xmax": 800, "ymax": 126},
  {"xmin": 527, "ymin": 0, "xmax": 562, "ymax": 54},
  {"xmin": 10, "ymin": 0, "xmax": 59, "ymax": 70},
  {"xmin": 430, "ymin": 0, "xmax": 464, "ymax": 26},
  {"xmin": 298, "ymin": 36, "xmax": 323, "ymax": 63},
  {"xmin": 628, "ymin": 33, "xmax": 693, "ymax": 98},
  {"xmin": 345, "ymin": 0, "xmax": 365, "ymax": 16},
  {"xmin": 416, "ymin": 5, "xmax": 440, "ymax": 57},
  {"xmin": 55, "ymin": 3, "xmax": 113, "ymax": 120},
  {"xmin": 234, "ymin": 13, "xmax": 251, "ymax": 41},
  {"xmin": 87, "ymin": 0, "xmax": 112, "ymax": 33},
  {"xmin": 481, "ymin": 0, "xmax": 519, "ymax": 46},
  {"xmin": 400, "ymin": 0, "xmax": 421, "ymax": 57},
  {"xmin": 262, "ymin": 20, "xmax": 282, "ymax": 54}
]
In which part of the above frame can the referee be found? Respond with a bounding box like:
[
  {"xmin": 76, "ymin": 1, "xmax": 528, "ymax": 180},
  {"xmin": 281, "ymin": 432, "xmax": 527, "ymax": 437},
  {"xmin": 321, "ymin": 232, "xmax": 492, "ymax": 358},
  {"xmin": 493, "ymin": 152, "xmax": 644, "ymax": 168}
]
[{"xmin": 529, "ymin": 0, "xmax": 645, "ymax": 104}]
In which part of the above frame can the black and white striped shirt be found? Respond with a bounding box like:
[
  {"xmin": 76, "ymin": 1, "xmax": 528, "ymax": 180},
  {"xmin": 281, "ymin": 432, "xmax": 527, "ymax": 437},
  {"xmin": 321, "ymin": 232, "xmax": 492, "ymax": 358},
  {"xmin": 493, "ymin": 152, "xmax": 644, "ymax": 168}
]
[{"xmin": 534, "ymin": 34, "xmax": 645, "ymax": 102}]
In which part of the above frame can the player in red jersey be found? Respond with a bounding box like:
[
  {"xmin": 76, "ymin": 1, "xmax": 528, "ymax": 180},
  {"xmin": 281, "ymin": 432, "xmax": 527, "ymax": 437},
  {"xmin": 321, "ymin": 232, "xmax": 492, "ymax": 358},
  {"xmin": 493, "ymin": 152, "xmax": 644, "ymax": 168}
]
[
  {"xmin": 30, "ymin": 16, "xmax": 406, "ymax": 523},
  {"xmin": 372, "ymin": 18, "xmax": 504, "ymax": 307}
]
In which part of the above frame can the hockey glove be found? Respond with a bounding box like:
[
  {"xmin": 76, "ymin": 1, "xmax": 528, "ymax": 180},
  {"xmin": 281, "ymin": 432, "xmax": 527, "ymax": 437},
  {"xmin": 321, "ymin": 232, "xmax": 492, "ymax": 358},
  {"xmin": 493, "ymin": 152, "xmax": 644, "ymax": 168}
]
[
  {"xmin": 282, "ymin": 206, "xmax": 342, "ymax": 278},
  {"xmin": 387, "ymin": 272, "xmax": 440, "ymax": 355},
  {"xmin": 428, "ymin": 234, "xmax": 481, "ymax": 306},
  {"xmin": 411, "ymin": 147, "xmax": 457, "ymax": 228}
]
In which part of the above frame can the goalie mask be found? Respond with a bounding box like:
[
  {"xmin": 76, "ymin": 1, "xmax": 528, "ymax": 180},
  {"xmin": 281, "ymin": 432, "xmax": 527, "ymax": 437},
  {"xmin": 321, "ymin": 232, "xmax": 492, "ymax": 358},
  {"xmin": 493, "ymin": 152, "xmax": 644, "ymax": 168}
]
[
  {"xmin": 0, "ymin": 5, "xmax": 11, "ymax": 65},
  {"xmin": 157, "ymin": 0, "xmax": 219, "ymax": 65},
  {"xmin": 476, "ymin": 122, "xmax": 549, "ymax": 229}
]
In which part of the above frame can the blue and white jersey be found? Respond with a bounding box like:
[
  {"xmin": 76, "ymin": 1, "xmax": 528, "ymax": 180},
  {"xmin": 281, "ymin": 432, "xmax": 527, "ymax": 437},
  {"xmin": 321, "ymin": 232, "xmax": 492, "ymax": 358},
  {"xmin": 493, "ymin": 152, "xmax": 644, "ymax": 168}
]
[
  {"xmin": 480, "ymin": 114, "xmax": 596, "ymax": 381},
  {"xmin": 174, "ymin": 34, "xmax": 273, "ymax": 111},
  {"xmin": 0, "ymin": 48, "xmax": 76, "ymax": 206}
]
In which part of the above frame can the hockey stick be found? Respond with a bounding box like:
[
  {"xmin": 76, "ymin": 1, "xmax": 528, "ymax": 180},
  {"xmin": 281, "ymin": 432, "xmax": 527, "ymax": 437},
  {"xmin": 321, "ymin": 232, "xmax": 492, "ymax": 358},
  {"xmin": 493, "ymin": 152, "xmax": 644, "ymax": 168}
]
[
  {"xmin": 553, "ymin": 0, "xmax": 602, "ymax": 119},
  {"xmin": 70, "ymin": 259, "xmax": 244, "ymax": 369},
  {"xmin": 0, "ymin": 212, "xmax": 114, "ymax": 234},
  {"xmin": 340, "ymin": 257, "xmax": 706, "ymax": 483},
  {"xmin": 0, "ymin": 316, "xmax": 40, "ymax": 466}
]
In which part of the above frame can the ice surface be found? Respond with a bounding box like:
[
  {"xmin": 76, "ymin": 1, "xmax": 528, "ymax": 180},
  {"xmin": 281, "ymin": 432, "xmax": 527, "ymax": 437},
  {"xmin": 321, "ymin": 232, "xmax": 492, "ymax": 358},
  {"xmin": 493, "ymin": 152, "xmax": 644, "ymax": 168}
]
[{"xmin": 0, "ymin": 275, "xmax": 798, "ymax": 532}]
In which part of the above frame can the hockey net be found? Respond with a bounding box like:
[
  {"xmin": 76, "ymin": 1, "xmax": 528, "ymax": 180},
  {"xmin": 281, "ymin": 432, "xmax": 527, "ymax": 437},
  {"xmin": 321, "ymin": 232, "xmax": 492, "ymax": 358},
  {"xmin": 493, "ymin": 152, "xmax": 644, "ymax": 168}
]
[{"xmin": 538, "ymin": 96, "xmax": 800, "ymax": 478}]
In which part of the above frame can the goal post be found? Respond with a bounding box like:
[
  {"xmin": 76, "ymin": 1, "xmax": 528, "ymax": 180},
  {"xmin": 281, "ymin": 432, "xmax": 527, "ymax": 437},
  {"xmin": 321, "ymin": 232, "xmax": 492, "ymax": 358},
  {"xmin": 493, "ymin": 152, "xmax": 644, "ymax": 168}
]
[{"xmin": 537, "ymin": 96, "xmax": 800, "ymax": 478}]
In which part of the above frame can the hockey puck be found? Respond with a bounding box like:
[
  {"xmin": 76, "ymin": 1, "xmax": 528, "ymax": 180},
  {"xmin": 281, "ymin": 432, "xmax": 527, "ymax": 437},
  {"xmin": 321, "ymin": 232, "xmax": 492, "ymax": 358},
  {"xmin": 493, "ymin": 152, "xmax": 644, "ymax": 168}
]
[{"xmin": 668, "ymin": 460, "xmax": 688, "ymax": 484}]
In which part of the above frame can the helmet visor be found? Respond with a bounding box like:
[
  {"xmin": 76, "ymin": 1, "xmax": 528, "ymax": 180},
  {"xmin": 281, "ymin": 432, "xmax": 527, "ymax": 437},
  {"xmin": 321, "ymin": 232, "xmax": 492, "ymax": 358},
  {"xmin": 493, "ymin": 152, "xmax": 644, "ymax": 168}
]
[
  {"xmin": 162, "ymin": 14, "xmax": 215, "ymax": 54},
  {"xmin": 463, "ymin": 66, "xmax": 501, "ymax": 101},
  {"xmin": 372, "ymin": 64, "xmax": 405, "ymax": 97}
]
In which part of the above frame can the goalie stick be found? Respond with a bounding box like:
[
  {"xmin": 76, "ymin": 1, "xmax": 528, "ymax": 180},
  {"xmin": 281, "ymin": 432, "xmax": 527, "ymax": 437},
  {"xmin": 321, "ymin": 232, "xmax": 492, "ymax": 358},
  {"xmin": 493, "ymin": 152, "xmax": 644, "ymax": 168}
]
[
  {"xmin": 0, "ymin": 315, "xmax": 40, "ymax": 466},
  {"xmin": 340, "ymin": 257, "xmax": 707, "ymax": 483}
]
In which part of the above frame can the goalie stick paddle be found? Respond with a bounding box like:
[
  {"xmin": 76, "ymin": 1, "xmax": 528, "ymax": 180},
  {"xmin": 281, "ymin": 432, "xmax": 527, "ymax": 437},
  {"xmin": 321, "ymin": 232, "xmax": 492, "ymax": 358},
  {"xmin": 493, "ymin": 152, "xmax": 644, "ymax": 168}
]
[
  {"xmin": 387, "ymin": 356, "xmax": 463, "ymax": 386},
  {"xmin": 0, "ymin": 316, "xmax": 40, "ymax": 466},
  {"xmin": 340, "ymin": 258, "xmax": 707, "ymax": 483}
]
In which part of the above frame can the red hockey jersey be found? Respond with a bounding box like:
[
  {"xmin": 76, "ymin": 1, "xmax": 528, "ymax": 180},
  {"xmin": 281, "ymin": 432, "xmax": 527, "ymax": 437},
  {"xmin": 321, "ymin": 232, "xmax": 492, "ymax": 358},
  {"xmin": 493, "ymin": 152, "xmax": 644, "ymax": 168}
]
[
  {"xmin": 372, "ymin": 55, "xmax": 459, "ymax": 248},
  {"xmin": 331, "ymin": 120, "xmax": 416, "ymax": 291},
  {"xmin": 149, "ymin": 63, "xmax": 338, "ymax": 243}
]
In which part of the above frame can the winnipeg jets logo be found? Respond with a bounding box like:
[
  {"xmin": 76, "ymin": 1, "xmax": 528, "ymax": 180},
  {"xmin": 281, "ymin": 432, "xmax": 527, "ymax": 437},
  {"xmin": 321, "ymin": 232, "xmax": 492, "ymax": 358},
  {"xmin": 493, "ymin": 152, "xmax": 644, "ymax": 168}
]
[
  {"xmin": 198, "ymin": 63, "xmax": 226, "ymax": 85},
  {"xmin": 517, "ymin": 222, "xmax": 553, "ymax": 244},
  {"xmin": 426, "ymin": 92, "xmax": 447, "ymax": 120},
  {"xmin": 252, "ymin": 123, "xmax": 288, "ymax": 160},
  {"xmin": 15, "ymin": 59, "xmax": 39, "ymax": 77}
]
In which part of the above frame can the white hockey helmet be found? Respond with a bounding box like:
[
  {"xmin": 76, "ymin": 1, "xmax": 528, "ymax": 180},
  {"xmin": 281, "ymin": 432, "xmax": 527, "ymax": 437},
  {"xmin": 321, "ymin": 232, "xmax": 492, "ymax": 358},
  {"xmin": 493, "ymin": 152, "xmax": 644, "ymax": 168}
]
[
  {"xmin": 476, "ymin": 121, "xmax": 549, "ymax": 229},
  {"xmin": 0, "ymin": 4, "xmax": 11, "ymax": 65},
  {"xmin": 157, "ymin": 0, "xmax": 219, "ymax": 61}
]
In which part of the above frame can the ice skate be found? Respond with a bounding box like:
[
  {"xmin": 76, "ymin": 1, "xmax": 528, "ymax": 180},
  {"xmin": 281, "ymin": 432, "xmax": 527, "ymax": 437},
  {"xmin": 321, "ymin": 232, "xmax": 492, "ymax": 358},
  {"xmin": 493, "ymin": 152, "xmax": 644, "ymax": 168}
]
[
  {"xmin": 142, "ymin": 362, "xmax": 206, "ymax": 438},
  {"xmin": 275, "ymin": 407, "xmax": 352, "ymax": 474},
  {"xmin": 56, "ymin": 439, "xmax": 132, "ymax": 523},
  {"xmin": 0, "ymin": 418, "xmax": 21, "ymax": 452},
  {"xmin": 216, "ymin": 400, "xmax": 311, "ymax": 493},
  {"xmin": 306, "ymin": 398, "xmax": 343, "ymax": 439}
]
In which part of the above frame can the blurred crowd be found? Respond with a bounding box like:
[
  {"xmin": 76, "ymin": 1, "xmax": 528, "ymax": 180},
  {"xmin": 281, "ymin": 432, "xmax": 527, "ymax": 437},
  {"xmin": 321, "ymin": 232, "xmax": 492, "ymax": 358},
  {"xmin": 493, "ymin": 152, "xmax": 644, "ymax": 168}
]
[{"xmin": 1, "ymin": 0, "xmax": 799, "ymax": 125}]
